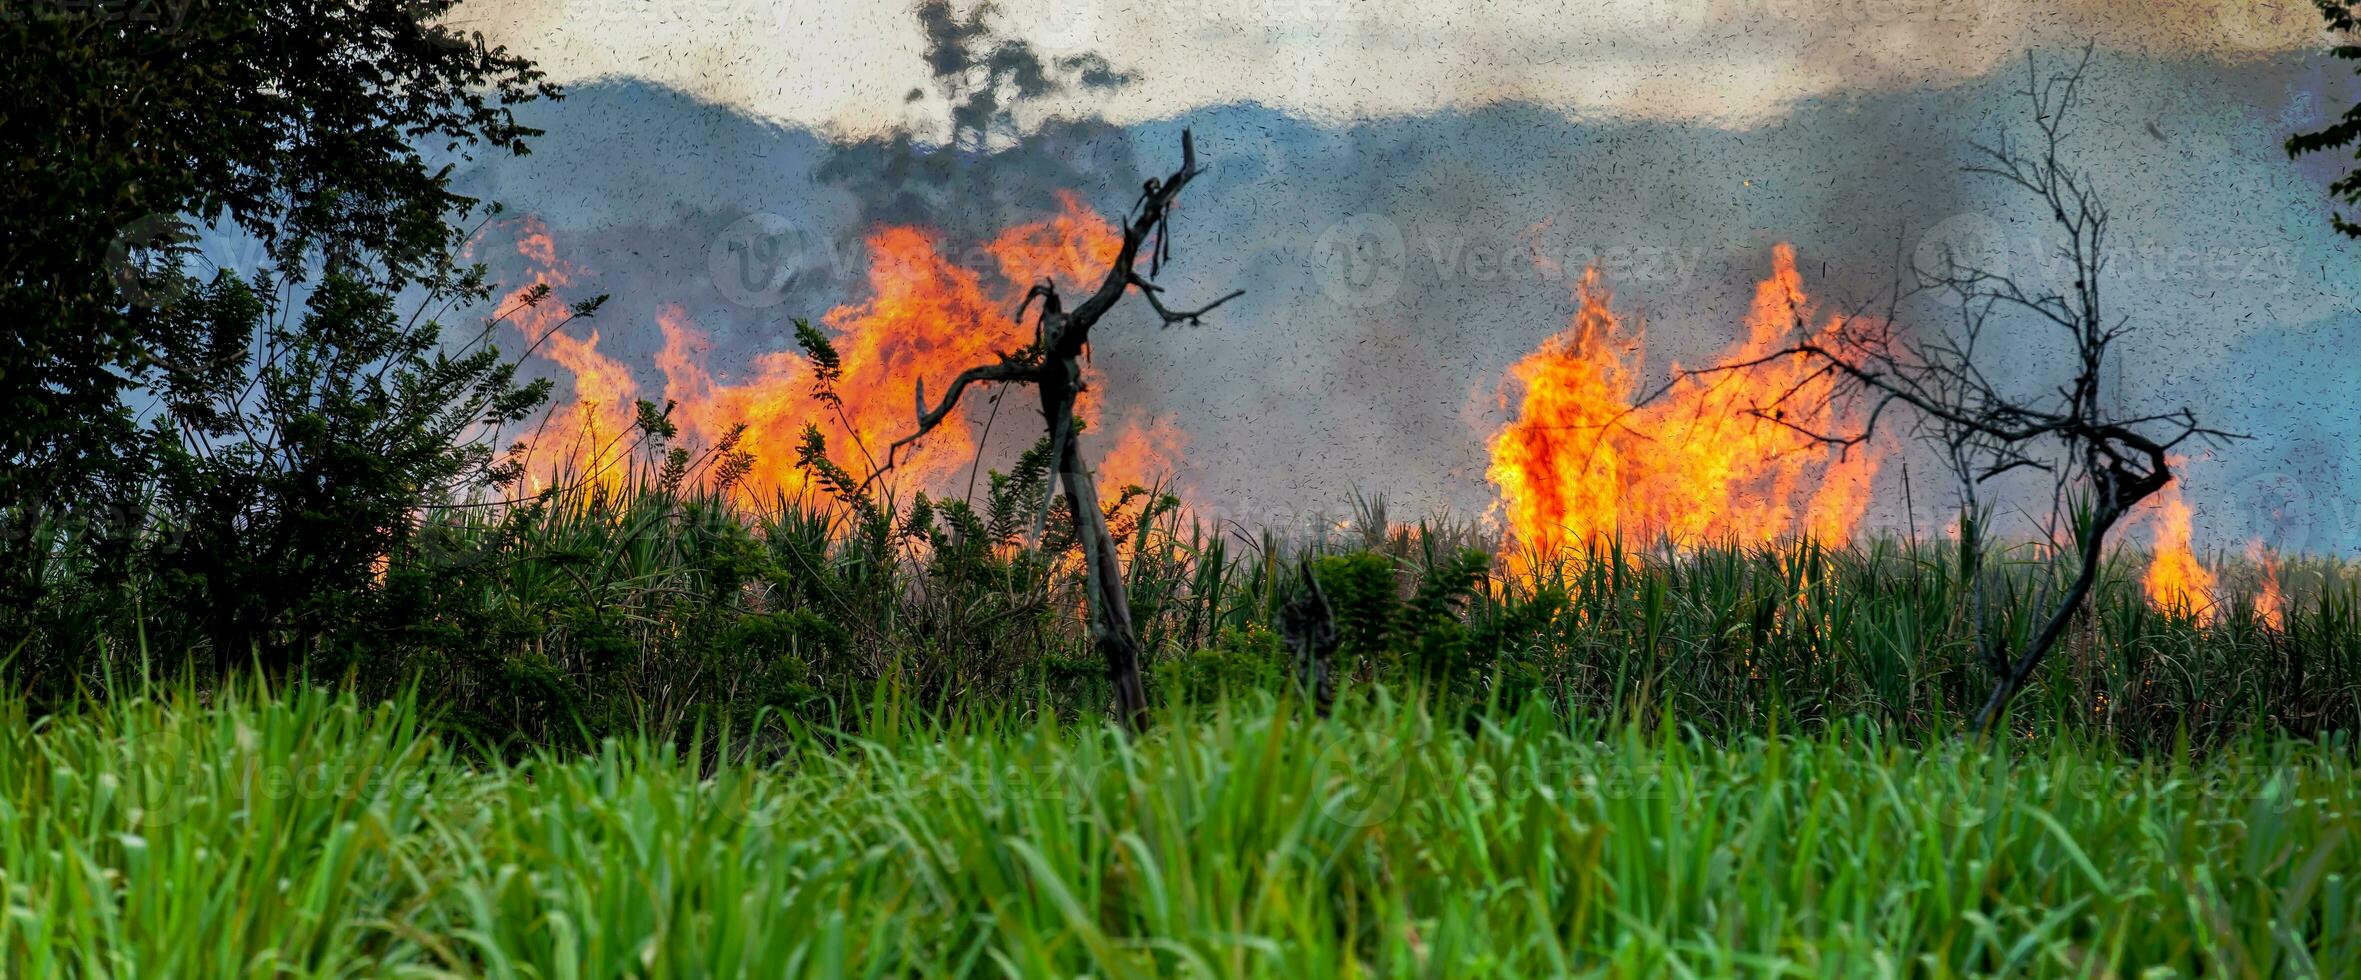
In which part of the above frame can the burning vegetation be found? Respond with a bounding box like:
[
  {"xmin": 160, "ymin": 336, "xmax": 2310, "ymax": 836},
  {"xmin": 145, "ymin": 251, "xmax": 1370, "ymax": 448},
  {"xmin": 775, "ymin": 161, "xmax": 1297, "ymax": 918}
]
[
  {"xmin": 1484, "ymin": 245, "xmax": 1878, "ymax": 569},
  {"xmin": 498, "ymin": 195, "xmax": 1185, "ymax": 505},
  {"xmin": 482, "ymin": 68, "xmax": 2291, "ymax": 681},
  {"xmin": 502, "ymin": 214, "xmax": 2284, "ymax": 634},
  {"xmin": 2142, "ymin": 474, "xmax": 2219, "ymax": 624}
]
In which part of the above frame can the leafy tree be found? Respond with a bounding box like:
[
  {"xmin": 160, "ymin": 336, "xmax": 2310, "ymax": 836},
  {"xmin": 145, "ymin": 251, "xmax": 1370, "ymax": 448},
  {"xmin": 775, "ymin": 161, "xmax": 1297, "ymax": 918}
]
[
  {"xmin": 2291, "ymin": 1, "xmax": 2361, "ymax": 236},
  {"xmin": 140, "ymin": 258, "xmax": 569, "ymax": 673},
  {"xmin": 0, "ymin": 0, "xmax": 557, "ymax": 583},
  {"xmin": 820, "ymin": 0, "xmax": 1138, "ymax": 226},
  {"xmin": 908, "ymin": 0, "xmax": 1134, "ymax": 152}
]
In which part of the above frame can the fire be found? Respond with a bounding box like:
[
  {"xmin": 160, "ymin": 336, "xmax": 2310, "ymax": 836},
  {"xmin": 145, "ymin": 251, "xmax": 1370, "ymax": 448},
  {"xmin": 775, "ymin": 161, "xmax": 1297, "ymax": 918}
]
[
  {"xmin": 1485, "ymin": 244, "xmax": 1878, "ymax": 569},
  {"xmin": 2141, "ymin": 477, "xmax": 2217, "ymax": 624},
  {"xmin": 2248, "ymin": 538, "xmax": 2287, "ymax": 631},
  {"xmin": 534, "ymin": 327, "xmax": 638, "ymax": 495},
  {"xmin": 1098, "ymin": 412, "xmax": 1190, "ymax": 496},
  {"xmin": 491, "ymin": 218, "xmax": 637, "ymax": 496},
  {"xmin": 503, "ymin": 193, "xmax": 1187, "ymax": 507}
]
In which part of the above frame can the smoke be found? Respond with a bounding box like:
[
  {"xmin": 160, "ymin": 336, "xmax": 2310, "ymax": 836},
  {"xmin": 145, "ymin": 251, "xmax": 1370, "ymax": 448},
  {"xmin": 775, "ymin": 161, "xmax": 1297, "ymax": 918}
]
[
  {"xmin": 820, "ymin": 0, "xmax": 1147, "ymax": 234},
  {"xmin": 446, "ymin": 24, "xmax": 2361, "ymax": 553}
]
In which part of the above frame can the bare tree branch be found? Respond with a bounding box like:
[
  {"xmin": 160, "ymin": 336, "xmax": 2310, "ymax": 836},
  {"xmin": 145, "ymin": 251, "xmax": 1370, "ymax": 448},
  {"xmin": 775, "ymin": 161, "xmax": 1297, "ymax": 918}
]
[
  {"xmin": 861, "ymin": 129, "xmax": 1241, "ymax": 732},
  {"xmin": 869, "ymin": 355, "xmax": 1044, "ymax": 486},
  {"xmin": 1655, "ymin": 44, "xmax": 2243, "ymax": 737},
  {"xmin": 1128, "ymin": 274, "xmax": 1244, "ymax": 326}
]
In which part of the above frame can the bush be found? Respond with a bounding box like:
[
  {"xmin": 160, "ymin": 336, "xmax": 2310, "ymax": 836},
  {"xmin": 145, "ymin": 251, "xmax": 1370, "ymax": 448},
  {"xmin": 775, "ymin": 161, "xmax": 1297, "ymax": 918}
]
[
  {"xmin": 142, "ymin": 266, "xmax": 555, "ymax": 673},
  {"xmin": 1161, "ymin": 624, "xmax": 1287, "ymax": 704}
]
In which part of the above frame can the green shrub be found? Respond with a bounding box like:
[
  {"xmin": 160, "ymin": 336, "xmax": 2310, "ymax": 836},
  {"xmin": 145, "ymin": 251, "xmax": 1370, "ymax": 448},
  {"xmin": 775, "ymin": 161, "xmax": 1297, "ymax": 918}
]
[{"xmin": 1160, "ymin": 623, "xmax": 1287, "ymax": 704}]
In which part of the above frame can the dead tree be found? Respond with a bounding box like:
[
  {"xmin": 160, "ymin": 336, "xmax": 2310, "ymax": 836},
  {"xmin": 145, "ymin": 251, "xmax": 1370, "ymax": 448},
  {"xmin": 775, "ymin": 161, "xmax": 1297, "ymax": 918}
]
[
  {"xmin": 1277, "ymin": 558, "xmax": 1341, "ymax": 717},
  {"xmin": 872, "ymin": 131, "xmax": 1241, "ymax": 733},
  {"xmin": 1698, "ymin": 47, "xmax": 2238, "ymax": 736}
]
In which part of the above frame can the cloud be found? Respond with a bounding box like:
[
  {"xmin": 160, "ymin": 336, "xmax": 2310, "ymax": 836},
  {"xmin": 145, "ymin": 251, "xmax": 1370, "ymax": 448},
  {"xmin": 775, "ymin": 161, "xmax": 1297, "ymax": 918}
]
[{"xmin": 465, "ymin": 0, "xmax": 2331, "ymax": 130}]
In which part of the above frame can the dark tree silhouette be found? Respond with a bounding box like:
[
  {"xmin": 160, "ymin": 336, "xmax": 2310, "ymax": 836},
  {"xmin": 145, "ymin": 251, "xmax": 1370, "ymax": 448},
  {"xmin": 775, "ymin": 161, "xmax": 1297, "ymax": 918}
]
[
  {"xmin": 1694, "ymin": 47, "xmax": 2239, "ymax": 735},
  {"xmin": 872, "ymin": 131, "xmax": 1240, "ymax": 732},
  {"xmin": 2, "ymin": 0, "xmax": 556, "ymax": 615},
  {"xmin": 1278, "ymin": 559, "xmax": 1342, "ymax": 718}
]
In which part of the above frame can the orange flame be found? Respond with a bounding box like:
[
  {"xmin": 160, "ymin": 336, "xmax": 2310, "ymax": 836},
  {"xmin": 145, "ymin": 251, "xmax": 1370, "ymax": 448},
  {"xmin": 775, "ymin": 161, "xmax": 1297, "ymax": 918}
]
[
  {"xmin": 2246, "ymin": 538, "xmax": 2286, "ymax": 631},
  {"xmin": 2141, "ymin": 477, "xmax": 2217, "ymax": 624},
  {"xmin": 535, "ymin": 326, "xmax": 638, "ymax": 494},
  {"xmin": 1485, "ymin": 244, "xmax": 1878, "ymax": 570},
  {"xmin": 504, "ymin": 194, "xmax": 1186, "ymax": 507},
  {"xmin": 1098, "ymin": 412, "xmax": 1190, "ymax": 496},
  {"xmin": 494, "ymin": 218, "xmax": 637, "ymax": 496}
]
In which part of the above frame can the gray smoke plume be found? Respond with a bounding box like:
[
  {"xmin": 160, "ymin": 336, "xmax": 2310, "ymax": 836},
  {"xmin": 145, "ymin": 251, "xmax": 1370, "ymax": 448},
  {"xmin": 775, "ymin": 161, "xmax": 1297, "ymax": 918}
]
[{"xmin": 448, "ymin": 19, "xmax": 2361, "ymax": 555}]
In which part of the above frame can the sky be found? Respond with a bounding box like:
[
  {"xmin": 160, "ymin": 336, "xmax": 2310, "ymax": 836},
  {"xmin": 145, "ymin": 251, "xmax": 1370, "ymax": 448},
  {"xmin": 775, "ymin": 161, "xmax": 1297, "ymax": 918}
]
[
  {"xmin": 461, "ymin": 0, "xmax": 2327, "ymax": 129},
  {"xmin": 420, "ymin": 0, "xmax": 2361, "ymax": 554}
]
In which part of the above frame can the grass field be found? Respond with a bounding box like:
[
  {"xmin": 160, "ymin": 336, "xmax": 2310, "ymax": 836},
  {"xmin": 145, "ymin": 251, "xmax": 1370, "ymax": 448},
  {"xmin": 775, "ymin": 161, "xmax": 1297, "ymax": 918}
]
[
  {"xmin": 6, "ymin": 681, "xmax": 2356, "ymax": 976},
  {"xmin": 12, "ymin": 480, "xmax": 2361, "ymax": 975}
]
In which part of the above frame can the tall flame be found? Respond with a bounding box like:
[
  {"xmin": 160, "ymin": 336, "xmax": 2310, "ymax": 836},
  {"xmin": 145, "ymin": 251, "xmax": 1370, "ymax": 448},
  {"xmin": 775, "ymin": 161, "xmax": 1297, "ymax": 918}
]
[
  {"xmin": 504, "ymin": 194, "xmax": 1185, "ymax": 506},
  {"xmin": 2141, "ymin": 477, "xmax": 2217, "ymax": 624},
  {"xmin": 496, "ymin": 218, "xmax": 638, "ymax": 496},
  {"xmin": 1098, "ymin": 413, "xmax": 1191, "ymax": 497},
  {"xmin": 1485, "ymin": 244, "xmax": 1878, "ymax": 569},
  {"xmin": 2247, "ymin": 538, "xmax": 2286, "ymax": 631}
]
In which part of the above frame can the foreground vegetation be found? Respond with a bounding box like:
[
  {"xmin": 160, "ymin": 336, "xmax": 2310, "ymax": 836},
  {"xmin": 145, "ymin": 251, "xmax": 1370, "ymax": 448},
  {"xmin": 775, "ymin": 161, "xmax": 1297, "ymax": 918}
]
[
  {"xmin": 15, "ymin": 469, "xmax": 2360, "ymax": 753},
  {"xmin": 5, "ymin": 681, "xmax": 2355, "ymax": 976}
]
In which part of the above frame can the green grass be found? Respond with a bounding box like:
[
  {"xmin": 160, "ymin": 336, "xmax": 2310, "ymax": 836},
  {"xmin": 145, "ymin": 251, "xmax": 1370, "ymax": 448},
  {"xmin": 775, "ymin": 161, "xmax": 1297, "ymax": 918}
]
[
  {"xmin": 15, "ymin": 465, "xmax": 2360, "ymax": 754},
  {"xmin": 6, "ymin": 681, "xmax": 2356, "ymax": 976}
]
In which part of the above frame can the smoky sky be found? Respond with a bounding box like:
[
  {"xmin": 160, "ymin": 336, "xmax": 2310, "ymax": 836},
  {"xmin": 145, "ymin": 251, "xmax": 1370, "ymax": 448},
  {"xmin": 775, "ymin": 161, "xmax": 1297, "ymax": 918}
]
[{"xmin": 445, "ymin": 45, "xmax": 2361, "ymax": 555}]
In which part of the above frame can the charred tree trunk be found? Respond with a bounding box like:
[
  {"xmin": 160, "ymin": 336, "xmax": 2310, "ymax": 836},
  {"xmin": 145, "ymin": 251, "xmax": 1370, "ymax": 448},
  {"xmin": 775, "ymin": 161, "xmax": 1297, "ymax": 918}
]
[
  {"xmin": 873, "ymin": 130, "xmax": 1240, "ymax": 733},
  {"xmin": 1041, "ymin": 362, "xmax": 1150, "ymax": 731},
  {"xmin": 1670, "ymin": 48, "xmax": 2236, "ymax": 741},
  {"xmin": 1970, "ymin": 446, "xmax": 2167, "ymax": 735},
  {"xmin": 1278, "ymin": 558, "xmax": 1340, "ymax": 717}
]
